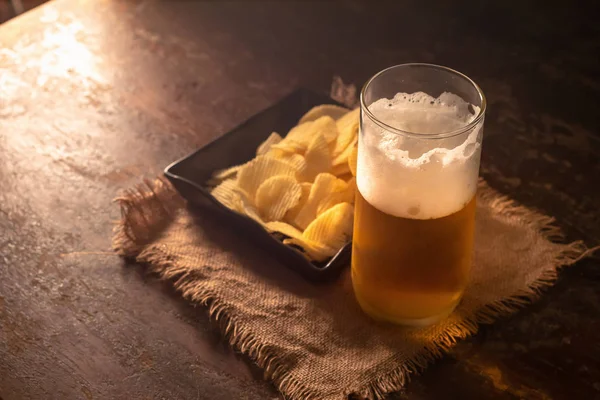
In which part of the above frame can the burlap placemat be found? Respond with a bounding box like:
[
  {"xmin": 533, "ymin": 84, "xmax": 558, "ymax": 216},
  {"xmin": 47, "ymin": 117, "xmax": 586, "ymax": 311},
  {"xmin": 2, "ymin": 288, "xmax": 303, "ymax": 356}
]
[{"xmin": 112, "ymin": 176, "xmax": 594, "ymax": 400}]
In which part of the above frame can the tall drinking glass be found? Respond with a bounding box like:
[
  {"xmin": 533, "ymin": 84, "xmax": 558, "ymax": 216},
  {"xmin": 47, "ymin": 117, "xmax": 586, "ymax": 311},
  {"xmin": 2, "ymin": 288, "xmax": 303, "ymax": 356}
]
[{"xmin": 351, "ymin": 64, "xmax": 486, "ymax": 326}]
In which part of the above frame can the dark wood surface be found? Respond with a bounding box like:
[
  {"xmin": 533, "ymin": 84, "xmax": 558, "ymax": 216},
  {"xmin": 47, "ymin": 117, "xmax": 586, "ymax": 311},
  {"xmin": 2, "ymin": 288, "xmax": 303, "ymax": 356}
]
[
  {"xmin": 0, "ymin": 0, "xmax": 47, "ymax": 23},
  {"xmin": 1, "ymin": 1, "xmax": 599, "ymax": 399}
]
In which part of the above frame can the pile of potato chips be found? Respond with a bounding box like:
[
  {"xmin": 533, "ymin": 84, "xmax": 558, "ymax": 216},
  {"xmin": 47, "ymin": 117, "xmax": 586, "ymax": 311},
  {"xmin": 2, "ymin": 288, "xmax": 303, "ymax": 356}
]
[{"xmin": 208, "ymin": 104, "xmax": 359, "ymax": 262}]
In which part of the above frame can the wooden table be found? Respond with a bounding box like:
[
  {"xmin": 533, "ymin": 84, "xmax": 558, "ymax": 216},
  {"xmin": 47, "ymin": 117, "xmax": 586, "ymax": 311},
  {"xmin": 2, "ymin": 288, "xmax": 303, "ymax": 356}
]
[
  {"xmin": 0, "ymin": 0, "xmax": 47, "ymax": 24},
  {"xmin": 1, "ymin": 1, "xmax": 598, "ymax": 399}
]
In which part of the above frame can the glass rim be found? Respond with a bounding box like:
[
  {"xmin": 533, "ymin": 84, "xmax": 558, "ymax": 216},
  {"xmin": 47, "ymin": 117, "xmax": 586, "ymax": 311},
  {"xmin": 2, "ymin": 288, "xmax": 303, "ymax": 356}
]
[{"xmin": 360, "ymin": 63, "xmax": 487, "ymax": 139}]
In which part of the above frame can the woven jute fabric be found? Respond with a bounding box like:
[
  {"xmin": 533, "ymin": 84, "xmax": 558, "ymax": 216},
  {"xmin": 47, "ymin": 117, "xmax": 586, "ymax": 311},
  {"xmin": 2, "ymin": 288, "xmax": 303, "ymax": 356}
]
[{"xmin": 112, "ymin": 177, "xmax": 593, "ymax": 400}]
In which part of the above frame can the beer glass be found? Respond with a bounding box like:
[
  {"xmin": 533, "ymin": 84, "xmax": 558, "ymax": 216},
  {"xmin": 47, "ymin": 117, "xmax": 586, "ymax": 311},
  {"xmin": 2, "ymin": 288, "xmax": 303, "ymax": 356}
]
[{"xmin": 351, "ymin": 64, "xmax": 486, "ymax": 326}]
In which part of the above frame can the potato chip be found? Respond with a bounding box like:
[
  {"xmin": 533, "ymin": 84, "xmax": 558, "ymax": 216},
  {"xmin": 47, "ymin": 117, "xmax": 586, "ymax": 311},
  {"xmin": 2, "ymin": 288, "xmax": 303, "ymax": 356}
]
[
  {"xmin": 264, "ymin": 221, "xmax": 303, "ymax": 240},
  {"xmin": 237, "ymin": 155, "xmax": 297, "ymax": 200},
  {"xmin": 231, "ymin": 190, "xmax": 263, "ymax": 224},
  {"xmin": 292, "ymin": 173, "xmax": 339, "ymax": 230},
  {"xmin": 332, "ymin": 108, "xmax": 359, "ymax": 157},
  {"xmin": 310, "ymin": 116, "xmax": 339, "ymax": 145},
  {"xmin": 276, "ymin": 153, "xmax": 307, "ymax": 174},
  {"xmin": 298, "ymin": 104, "xmax": 350, "ymax": 124},
  {"xmin": 286, "ymin": 116, "xmax": 337, "ymax": 147},
  {"xmin": 284, "ymin": 182, "xmax": 311, "ymax": 225},
  {"xmin": 256, "ymin": 132, "xmax": 282, "ymax": 156},
  {"xmin": 255, "ymin": 176, "xmax": 302, "ymax": 222},
  {"xmin": 283, "ymin": 237, "xmax": 336, "ymax": 262},
  {"xmin": 336, "ymin": 173, "xmax": 354, "ymax": 183},
  {"xmin": 332, "ymin": 135, "xmax": 358, "ymax": 166},
  {"xmin": 211, "ymin": 164, "xmax": 244, "ymax": 182},
  {"xmin": 303, "ymin": 202, "xmax": 354, "ymax": 251},
  {"xmin": 283, "ymin": 122, "xmax": 312, "ymax": 147},
  {"xmin": 316, "ymin": 179, "xmax": 351, "ymax": 215},
  {"xmin": 300, "ymin": 133, "xmax": 330, "ymax": 182},
  {"xmin": 270, "ymin": 139, "xmax": 305, "ymax": 155},
  {"xmin": 210, "ymin": 179, "xmax": 239, "ymax": 208},
  {"xmin": 348, "ymin": 143, "xmax": 358, "ymax": 176},
  {"xmin": 330, "ymin": 162, "xmax": 350, "ymax": 177}
]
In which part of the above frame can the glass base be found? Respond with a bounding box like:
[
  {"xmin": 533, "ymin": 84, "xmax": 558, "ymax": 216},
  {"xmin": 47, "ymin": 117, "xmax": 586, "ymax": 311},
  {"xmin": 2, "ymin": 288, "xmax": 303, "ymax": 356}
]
[{"xmin": 355, "ymin": 291, "xmax": 461, "ymax": 327}]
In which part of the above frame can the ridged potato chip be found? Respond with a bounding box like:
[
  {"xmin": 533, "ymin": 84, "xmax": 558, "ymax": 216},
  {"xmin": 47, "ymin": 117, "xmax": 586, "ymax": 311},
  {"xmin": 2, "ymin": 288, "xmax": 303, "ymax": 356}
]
[
  {"xmin": 210, "ymin": 179, "xmax": 239, "ymax": 209},
  {"xmin": 348, "ymin": 143, "xmax": 358, "ymax": 176},
  {"xmin": 282, "ymin": 123, "xmax": 311, "ymax": 148},
  {"xmin": 284, "ymin": 182, "xmax": 311, "ymax": 225},
  {"xmin": 277, "ymin": 153, "xmax": 307, "ymax": 174},
  {"xmin": 332, "ymin": 108, "xmax": 359, "ymax": 157},
  {"xmin": 283, "ymin": 237, "xmax": 336, "ymax": 262},
  {"xmin": 211, "ymin": 164, "xmax": 244, "ymax": 182},
  {"xmin": 330, "ymin": 162, "xmax": 350, "ymax": 177},
  {"xmin": 286, "ymin": 116, "xmax": 337, "ymax": 147},
  {"xmin": 310, "ymin": 116, "xmax": 338, "ymax": 145},
  {"xmin": 265, "ymin": 221, "xmax": 303, "ymax": 240},
  {"xmin": 316, "ymin": 179, "xmax": 352, "ymax": 215},
  {"xmin": 332, "ymin": 135, "xmax": 358, "ymax": 167},
  {"xmin": 237, "ymin": 155, "xmax": 297, "ymax": 200},
  {"xmin": 292, "ymin": 173, "xmax": 340, "ymax": 230},
  {"xmin": 270, "ymin": 139, "xmax": 305, "ymax": 155},
  {"xmin": 231, "ymin": 190, "xmax": 263, "ymax": 224},
  {"xmin": 303, "ymin": 202, "xmax": 354, "ymax": 251},
  {"xmin": 300, "ymin": 134, "xmax": 330, "ymax": 183},
  {"xmin": 256, "ymin": 132, "xmax": 282, "ymax": 156},
  {"xmin": 256, "ymin": 176, "xmax": 302, "ymax": 222},
  {"xmin": 298, "ymin": 104, "xmax": 350, "ymax": 124}
]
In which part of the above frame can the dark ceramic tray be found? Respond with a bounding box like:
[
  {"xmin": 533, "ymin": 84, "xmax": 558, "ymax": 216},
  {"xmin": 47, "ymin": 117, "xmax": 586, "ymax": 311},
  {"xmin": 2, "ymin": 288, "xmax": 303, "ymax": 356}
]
[{"xmin": 164, "ymin": 89, "xmax": 351, "ymax": 282}]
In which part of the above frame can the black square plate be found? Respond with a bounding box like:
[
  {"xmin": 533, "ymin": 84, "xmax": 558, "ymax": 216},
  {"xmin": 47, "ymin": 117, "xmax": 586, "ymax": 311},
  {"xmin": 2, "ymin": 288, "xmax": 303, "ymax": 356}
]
[{"xmin": 164, "ymin": 89, "xmax": 351, "ymax": 282}]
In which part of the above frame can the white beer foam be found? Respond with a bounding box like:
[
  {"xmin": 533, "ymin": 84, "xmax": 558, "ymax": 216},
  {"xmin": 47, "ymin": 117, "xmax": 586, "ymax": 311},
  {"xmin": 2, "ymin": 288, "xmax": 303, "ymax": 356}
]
[{"xmin": 357, "ymin": 92, "xmax": 482, "ymax": 220}]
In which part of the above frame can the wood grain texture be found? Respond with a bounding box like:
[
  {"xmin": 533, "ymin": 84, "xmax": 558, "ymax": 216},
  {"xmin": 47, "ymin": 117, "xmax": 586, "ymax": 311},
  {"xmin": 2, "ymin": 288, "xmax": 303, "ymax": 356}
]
[{"xmin": 0, "ymin": 1, "xmax": 598, "ymax": 399}]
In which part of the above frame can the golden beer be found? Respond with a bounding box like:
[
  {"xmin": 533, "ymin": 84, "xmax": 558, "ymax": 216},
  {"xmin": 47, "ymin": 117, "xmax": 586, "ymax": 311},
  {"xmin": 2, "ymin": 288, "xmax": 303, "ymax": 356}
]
[
  {"xmin": 352, "ymin": 190, "xmax": 476, "ymax": 323},
  {"xmin": 354, "ymin": 64, "xmax": 486, "ymax": 325}
]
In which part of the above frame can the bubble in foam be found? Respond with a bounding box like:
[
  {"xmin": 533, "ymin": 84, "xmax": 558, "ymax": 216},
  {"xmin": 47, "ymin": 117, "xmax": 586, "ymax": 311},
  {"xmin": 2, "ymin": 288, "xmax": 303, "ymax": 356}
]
[
  {"xmin": 407, "ymin": 206, "xmax": 420, "ymax": 216},
  {"xmin": 357, "ymin": 92, "xmax": 483, "ymax": 220}
]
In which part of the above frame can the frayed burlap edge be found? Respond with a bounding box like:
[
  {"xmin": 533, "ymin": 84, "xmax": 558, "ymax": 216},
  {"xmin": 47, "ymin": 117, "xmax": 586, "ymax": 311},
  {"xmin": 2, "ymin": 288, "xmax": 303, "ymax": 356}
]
[
  {"xmin": 113, "ymin": 178, "xmax": 185, "ymax": 258},
  {"xmin": 112, "ymin": 177, "xmax": 598, "ymax": 400}
]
